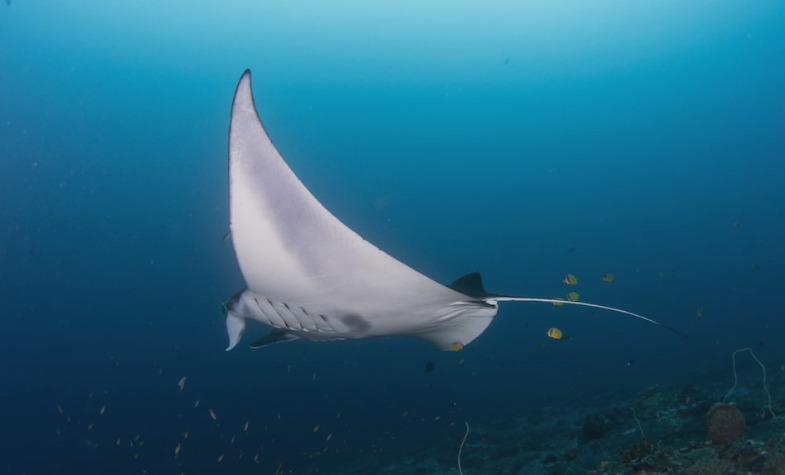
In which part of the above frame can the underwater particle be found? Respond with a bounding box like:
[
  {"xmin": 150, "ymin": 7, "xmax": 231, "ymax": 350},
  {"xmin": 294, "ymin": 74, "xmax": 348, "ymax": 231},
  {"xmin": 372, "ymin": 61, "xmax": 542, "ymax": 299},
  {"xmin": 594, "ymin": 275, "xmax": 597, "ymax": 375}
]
[
  {"xmin": 567, "ymin": 291, "xmax": 580, "ymax": 302},
  {"xmin": 326, "ymin": 433, "xmax": 332, "ymax": 441},
  {"xmin": 551, "ymin": 297, "xmax": 565, "ymax": 306},
  {"xmin": 601, "ymin": 273, "xmax": 615, "ymax": 283},
  {"xmin": 707, "ymin": 402, "xmax": 745, "ymax": 445},
  {"xmin": 209, "ymin": 409, "xmax": 217, "ymax": 421},
  {"xmin": 183, "ymin": 431, "xmax": 189, "ymax": 439},
  {"xmin": 221, "ymin": 230, "xmax": 231, "ymax": 243},
  {"xmin": 174, "ymin": 443, "xmax": 181, "ymax": 455},
  {"xmin": 563, "ymin": 274, "xmax": 578, "ymax": 285},
  {"xmin": 178, "ymin": 376, "xmax": 186, "ymax": 391},
  {"xmin": 243, "ymin": 420, "xmax": 250, "ymax": 432},
  {"xmin": 627, "ymin": 360, "xmax": 636, "ymax": 366},
  {"xmin": 100, "ymin": 405, "xmax": 106, "ymax": 415},
  {"xmin": 458, "ymin": 358, "xmax": 464, "ymax": 365},
  {"xmin": 194, "ymin": 399, "xmax": 200, "ymax": 408},
  {"xmin": 697, "ymin": 308, "xmax": 705, "ymax": 318},
  {"xmin": 546, "ymin": 328, "xmax": 563, "ymax": 340},
  {"xmin": 313, "ymin": 425, "xmax": 319, "ymax": 433},
  {"xmin": 230, "ymin": 435, "xmax": 235, "ymax": 444},
  {"xmin": 312, "ymin": 372, "xmax": 316, "ymax": 381},
  {"xmin": 424, "ymin": 361, "xmax": 435, "ymax": 373},
  {"xmin": 217, "ymin": 454, "xmax": 224, "ymax": 462},
  {"xmin": 87, "ymin": 423, "xmax": 94, "ymax": 431},
  {"xmin": 57, "ymin": 405, "xmax": 63, "ymax": 415},
  {"xmin": 116, "ymin": 438, "xmax": 121, "ymax": 446},
  {"xmin": 253, "ymin": 454, "xmax": 260, "ymax": 463}
]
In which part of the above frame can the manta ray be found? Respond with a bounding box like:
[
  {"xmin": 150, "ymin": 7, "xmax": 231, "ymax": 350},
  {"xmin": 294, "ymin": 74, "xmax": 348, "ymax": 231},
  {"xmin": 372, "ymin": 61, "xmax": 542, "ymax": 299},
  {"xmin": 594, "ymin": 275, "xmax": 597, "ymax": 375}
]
[{"xmin": 223, "ymin": 70, "xmax": 685, "ymax": 351}]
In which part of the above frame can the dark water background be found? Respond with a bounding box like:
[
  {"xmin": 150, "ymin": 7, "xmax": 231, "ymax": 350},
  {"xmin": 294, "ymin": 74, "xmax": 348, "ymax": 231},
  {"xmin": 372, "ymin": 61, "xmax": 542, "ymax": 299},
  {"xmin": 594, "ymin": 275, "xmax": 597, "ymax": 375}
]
[{"xmin": 2, "ymin": 1, "xmax": 784, "ymax": 473}]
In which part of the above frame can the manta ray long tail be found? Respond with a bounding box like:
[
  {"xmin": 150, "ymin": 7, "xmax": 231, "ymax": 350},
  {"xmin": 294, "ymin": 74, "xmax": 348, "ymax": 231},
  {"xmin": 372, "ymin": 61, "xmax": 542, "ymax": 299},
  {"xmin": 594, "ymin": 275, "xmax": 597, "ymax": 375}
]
[{"xmin": 494, "ymin": 297, "xmax": 689, "ymax": 338}]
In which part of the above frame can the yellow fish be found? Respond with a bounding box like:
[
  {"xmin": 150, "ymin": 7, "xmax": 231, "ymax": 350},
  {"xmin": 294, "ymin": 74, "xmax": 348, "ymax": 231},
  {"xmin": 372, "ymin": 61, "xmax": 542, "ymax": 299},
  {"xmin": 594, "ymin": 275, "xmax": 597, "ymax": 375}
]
[
  {"xmin": 567, "ymin": 292, "xmax": 580, "ymax": 302},
  {"xmin": 546, "ymin": 327, "xmax": 572, "ymax": 341},
  {"xmin": 601, "ymin": 273, "xmax": 615, "ymax": 283},
  {"xmin": 562, "ymin": 274, "xmax": 578, "ymax": 285},
  {"xmin": 551, "ymin": 297, "xmax": 565, "ymax": 307},
  {"xmin": 546, "ymin": 327, "xmax": 563, "ymax": 340},
  {"xmin": 697, "ymin": 308, "xmax": 705, "ymax": 318}
]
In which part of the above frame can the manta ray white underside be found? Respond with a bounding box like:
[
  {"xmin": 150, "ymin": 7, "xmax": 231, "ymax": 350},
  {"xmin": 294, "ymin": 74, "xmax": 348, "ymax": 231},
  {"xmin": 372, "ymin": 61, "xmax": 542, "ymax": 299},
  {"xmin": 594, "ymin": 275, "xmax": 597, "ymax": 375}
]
[{"xmin": 223, "ymin": 70, "xmax": 684, "ymax": 352}]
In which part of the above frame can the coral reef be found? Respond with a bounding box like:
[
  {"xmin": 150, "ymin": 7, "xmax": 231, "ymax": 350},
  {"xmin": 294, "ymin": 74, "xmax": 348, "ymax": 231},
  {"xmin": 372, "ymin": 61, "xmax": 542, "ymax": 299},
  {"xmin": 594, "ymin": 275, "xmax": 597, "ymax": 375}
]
[{"xmin": 300, "ymin": 356, "xmax": 785, "ymax": 474}]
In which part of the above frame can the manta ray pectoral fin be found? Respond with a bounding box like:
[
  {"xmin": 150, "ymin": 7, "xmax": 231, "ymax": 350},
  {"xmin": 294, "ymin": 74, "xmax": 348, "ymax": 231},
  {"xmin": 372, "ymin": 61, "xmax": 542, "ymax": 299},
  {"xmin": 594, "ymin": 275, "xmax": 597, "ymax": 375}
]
[
  {"xmin": 249, "ymin": 329, "xmax": 301, "ymax": 349},
  {"xmin": 225, "ymin": 70, "xmax": 494, "ymax": 351}
]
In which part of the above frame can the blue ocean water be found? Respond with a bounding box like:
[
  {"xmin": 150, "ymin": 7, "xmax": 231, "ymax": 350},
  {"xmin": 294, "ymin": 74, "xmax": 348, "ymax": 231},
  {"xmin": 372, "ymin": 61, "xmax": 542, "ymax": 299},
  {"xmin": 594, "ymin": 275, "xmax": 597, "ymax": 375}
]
[{"xmin": 2, "ymin": 1, "xmax": 784, "ymax": 473}]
